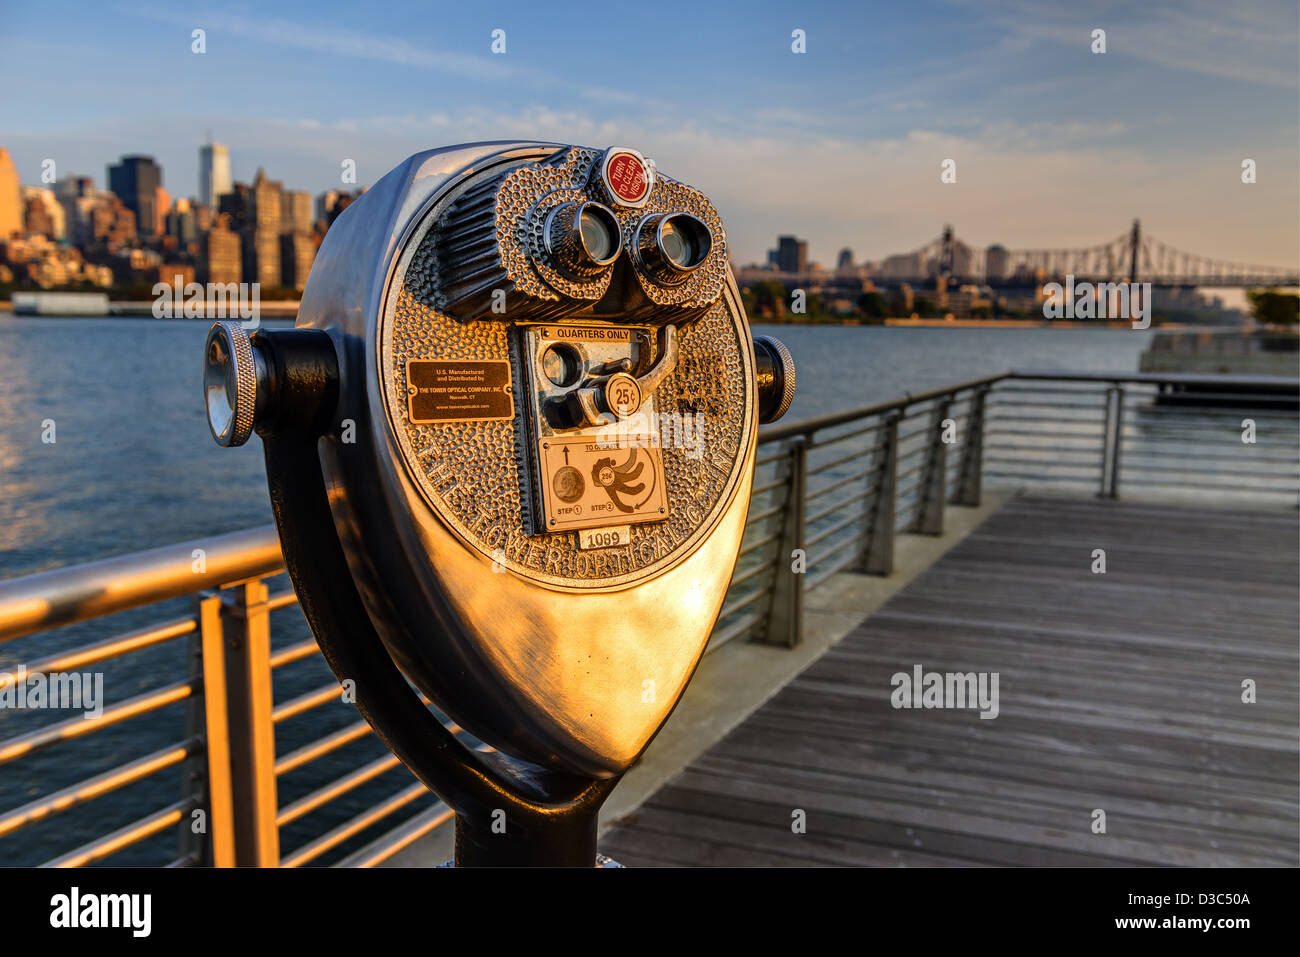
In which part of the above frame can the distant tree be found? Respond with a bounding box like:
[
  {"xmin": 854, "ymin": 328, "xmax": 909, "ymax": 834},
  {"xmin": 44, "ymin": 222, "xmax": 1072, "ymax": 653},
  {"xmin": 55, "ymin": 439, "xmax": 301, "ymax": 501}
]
[
  {"xmin": 747, "ymin": 280, "xmax": 788, "ymax": 320},
  {"xmin": 912, "ymin": 296, "xmax": 939, "ymax": 318},
  {"xmin": 1248, "ymin": 289, "xmax": 1299, "ymax": 327},
  {"xmin": 971, "ymin": 305, "xmax": 992, "ymax": 320},
  {"xmin": 858, "ymin": 291, "xmax": 887, "ymax": 319}
]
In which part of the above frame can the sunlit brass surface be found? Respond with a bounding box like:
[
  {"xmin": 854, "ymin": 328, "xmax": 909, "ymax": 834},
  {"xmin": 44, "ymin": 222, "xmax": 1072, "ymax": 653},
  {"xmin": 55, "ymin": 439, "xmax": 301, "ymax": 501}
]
[{"xmin": 296, "ymin": 142, "xmax": 758, "ymax": 776}]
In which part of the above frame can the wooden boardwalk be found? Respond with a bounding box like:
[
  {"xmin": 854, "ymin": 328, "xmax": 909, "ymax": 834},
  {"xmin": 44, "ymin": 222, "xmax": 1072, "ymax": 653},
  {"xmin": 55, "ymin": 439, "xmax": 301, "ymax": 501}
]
[{"xmin": 600, "ymin": 495, "xmax": 1299, "ymax": 867}]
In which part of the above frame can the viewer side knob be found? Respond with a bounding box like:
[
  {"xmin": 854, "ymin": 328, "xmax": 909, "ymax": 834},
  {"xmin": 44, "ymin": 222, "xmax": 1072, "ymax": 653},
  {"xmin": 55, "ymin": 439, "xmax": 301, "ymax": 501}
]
[{"xmin": 752, "ymin": 335, "xmax": 796, "ymax": 424}]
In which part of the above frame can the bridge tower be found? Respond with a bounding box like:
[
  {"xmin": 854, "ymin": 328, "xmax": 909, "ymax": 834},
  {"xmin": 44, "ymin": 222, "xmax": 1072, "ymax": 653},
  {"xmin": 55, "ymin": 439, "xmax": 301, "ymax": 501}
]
[
  {"xmin": 1128, "ymin": 219, "xmax": 1141, "ymax": 284},
  {"xmin": 940, "ymin": 223, "xmax": 954, "ymax": 280}
]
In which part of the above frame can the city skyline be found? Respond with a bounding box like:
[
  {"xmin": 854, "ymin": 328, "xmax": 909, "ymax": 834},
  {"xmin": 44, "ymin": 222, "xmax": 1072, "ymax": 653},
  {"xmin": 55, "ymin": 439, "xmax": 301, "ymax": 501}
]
[{"xmin": 0, "ymin": 0, "xmax": 1296, "ymax": 272}]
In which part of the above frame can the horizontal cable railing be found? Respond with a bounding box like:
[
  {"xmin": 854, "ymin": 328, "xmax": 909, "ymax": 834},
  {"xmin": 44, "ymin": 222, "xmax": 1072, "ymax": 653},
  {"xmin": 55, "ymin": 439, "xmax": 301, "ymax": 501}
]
[{"xmin": 0, "ymin": 370, "xmax": 1295, "ymax": 867}]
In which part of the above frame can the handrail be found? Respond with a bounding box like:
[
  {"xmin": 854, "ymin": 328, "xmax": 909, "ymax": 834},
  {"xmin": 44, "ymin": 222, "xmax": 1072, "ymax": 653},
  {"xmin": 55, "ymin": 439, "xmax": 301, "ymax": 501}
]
[
  {"xmin": 759, "ymin": 372, "xmax": 1008, "ymax": 442},
  {"xmin": 0, "ymin": 524, "xmax": 282, "ymax": 643},
  {"xmin": 1009, "ymin": 368, "xmax": 1300, "ymax": 387}
]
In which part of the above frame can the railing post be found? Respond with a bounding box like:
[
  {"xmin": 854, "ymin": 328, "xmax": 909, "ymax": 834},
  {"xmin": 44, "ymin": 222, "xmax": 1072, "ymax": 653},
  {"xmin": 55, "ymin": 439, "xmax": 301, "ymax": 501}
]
[
  {"xmin": 1109, "ymin": 386, "xmax": 1125, "ymax": 498},
  {"xmin": 219, "ymin": 580, "xmax": 280, "ymax": 866},
  {"xmin": 1100, "ymin": 386, "xmax": 1124, "ymax": 499},
  {"xmin": 861, "ymin": 413, "xmax": 898, "ymax": 575},
  {"xmin": 910, "ymin": 397, "xmax": 952, "ymax": 535},
  {"xmin": 950, "ymin": 388, "xmax": 987, "ymax": 507},
  {"xmin": 760, "ymin": 437, "xmax": 806, "ymax": 648},
  {"xmin": 193, "ymin": 592, "xmax": 236, "ymax": 867}
]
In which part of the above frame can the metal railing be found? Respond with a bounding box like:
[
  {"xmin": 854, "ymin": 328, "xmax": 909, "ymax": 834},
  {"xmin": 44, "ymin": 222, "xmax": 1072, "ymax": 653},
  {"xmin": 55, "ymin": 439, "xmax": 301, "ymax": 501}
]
[{"xmin": 1, "ymin": 370, "xmax": 1295, "ymax": 866}]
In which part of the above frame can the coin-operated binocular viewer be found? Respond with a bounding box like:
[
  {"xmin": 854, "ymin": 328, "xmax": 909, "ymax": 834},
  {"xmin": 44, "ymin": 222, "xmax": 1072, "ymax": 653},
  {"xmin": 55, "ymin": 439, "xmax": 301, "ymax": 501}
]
[{"xmin": 202, "ymin": 142, "xmax": 794, "ymax": 866}]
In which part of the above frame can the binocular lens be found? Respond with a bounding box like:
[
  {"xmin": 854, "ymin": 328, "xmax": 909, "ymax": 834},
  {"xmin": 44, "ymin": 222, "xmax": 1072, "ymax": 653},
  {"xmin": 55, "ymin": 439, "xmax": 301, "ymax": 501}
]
[
  {"xmin": 579, "ymin": 207, "xmax": 618, "ymax": 263},
  {"xmin": 634, "ymin": 212, "xmax": 713, "ymax": 285},
  {"xmin": 545, "ymin": 201, "xmax": 622, "ymax": 280},
  {"xmin": 658, "ymin": 215, "xmax": 710, "ymax": 269}
]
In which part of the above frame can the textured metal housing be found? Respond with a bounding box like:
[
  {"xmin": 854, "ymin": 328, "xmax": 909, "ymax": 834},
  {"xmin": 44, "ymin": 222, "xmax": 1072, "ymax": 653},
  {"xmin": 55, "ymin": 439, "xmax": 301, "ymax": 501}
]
[{"xmin": 295, "ymin": 142, "xmax": 758, "ymax": 778}]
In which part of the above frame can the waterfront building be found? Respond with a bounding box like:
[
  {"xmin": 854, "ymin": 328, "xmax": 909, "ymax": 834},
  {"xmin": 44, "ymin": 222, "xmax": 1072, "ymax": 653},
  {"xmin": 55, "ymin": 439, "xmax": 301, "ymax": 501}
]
[
  {"xmin": 875, "ymin": 251, "xmax": 925, "ymax": 280},
  {"xmin": 284, "ymin": 189, "xmax": 313, "ymax": 234},
  {"xmin": 205, "ymin": 213, "xmax": 241, "ymax": 285},
  {"xmin": 249, "ymin": 168, "xmax": 282, "ymax": 288},
  {"xmin": 777, "ymin": 235, "xmax": 808, "ymax": 274},
  {"xmin": 166, "ymin": 198, "xmax": 198, "ymax": 245},
  {"xmin": 986, "ymin": 244, "xmax": 1008, "ymax": 281},
  {"xmin": 154, "ymin": 185, "xmax": 171, "ymax": 237},
  {"xmin": 0, "ymin": 147, "xmax": 21, "ymax": 241},
  {"xmin": 21, "ymin": 186, "xmax": 65, "ymax": 239},
  {"xmin": 107, "ymin": 155, "xmax": 163, "ymax": 238},
  {"xmin": 90, "ymin": 196, "xmax": 137, "ymax": 246},
  {"xmin": 279, "ymin": 230, "xmax": 316, "ymax": 290},
  {"xmin": 199, "ymin": 142, "xmax": 232, "ymax": 209},
  {"xmin": 55, "ymin": 176, "xmax": 99, "ymax": 245}
]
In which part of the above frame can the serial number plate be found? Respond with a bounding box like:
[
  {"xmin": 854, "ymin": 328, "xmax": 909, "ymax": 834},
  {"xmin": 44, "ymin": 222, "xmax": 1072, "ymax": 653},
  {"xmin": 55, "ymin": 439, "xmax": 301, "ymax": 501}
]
[{"xmin": 578, "ymin": 526, "xmax": 632, "ymax": 550}]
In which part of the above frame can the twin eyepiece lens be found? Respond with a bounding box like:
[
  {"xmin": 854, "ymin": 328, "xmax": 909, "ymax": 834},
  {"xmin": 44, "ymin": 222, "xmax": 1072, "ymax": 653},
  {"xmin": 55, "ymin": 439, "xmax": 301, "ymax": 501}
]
[
  {"xmin": 540, "ymin": 202, "xmax": 714, "ymax": 288},
  {"xmin": 544, "ymin": 201, "xmax": 623, "ymax": 280},
  {"xmin": 634, "ymin": 212, "xmax": 712, "ymax": 285}
]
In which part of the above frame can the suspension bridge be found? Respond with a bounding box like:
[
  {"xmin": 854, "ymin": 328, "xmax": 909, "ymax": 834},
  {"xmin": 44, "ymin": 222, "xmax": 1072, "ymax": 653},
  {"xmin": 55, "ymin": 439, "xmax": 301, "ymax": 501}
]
[{"xmin": 874, "ymin": 221, "xmax": 1299, "ymax": 288}]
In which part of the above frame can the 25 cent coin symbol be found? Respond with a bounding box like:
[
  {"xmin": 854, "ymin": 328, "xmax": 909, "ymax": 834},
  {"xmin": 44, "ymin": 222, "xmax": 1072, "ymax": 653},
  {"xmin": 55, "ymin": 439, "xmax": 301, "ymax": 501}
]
[{"xmin": 553, "ymin": 465, "xmax": 585, "ymax": 503}]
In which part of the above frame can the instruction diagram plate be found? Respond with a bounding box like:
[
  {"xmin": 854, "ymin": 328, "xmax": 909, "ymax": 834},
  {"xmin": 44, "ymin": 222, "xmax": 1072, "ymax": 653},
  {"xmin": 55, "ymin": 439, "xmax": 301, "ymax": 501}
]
[{"xmin": 538, "ymin": 433, "xmax": 667, "ymax": 533}]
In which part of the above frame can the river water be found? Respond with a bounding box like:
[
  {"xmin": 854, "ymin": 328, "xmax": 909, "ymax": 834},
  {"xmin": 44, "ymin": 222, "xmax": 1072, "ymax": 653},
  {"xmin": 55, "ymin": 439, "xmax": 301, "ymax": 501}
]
[{"xmin": 0, "ymin": 317, "xmax": 1154, "ymax": 865}]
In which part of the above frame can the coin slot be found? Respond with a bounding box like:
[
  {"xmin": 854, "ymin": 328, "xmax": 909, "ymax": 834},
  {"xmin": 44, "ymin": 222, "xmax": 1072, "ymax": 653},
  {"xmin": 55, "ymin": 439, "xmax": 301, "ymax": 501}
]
[{"xmin": 541, "ymin": 343, "xmax": 583, "ymax": 387}]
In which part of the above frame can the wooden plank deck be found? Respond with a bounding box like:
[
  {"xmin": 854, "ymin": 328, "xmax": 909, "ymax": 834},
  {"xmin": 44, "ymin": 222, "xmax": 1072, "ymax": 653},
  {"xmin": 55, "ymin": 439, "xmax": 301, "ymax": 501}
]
[{"xmin": 600, "ymin": 495, "xmax": 1300, "ymax": 867}]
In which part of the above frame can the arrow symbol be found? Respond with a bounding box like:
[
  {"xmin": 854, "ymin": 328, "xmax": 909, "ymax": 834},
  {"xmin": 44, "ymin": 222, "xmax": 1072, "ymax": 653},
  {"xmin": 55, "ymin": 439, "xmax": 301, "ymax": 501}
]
[{"xmin": 563, "ymin": 447, "xmax": 570, "ymax": 465}]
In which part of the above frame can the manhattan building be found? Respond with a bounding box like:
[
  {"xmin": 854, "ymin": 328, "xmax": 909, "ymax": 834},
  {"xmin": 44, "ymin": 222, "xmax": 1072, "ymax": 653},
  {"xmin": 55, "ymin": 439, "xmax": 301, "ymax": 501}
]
[
  {"xmin": 0, "ymin": 147, "xmax": 21, "ymax": 240},
  {"xmin": 199, "ymin": 142, "xmax": 232, "ymax": 210},
  {"xmin": 107, "ymin": 155, "xmax": 163, "ymax": 238}
]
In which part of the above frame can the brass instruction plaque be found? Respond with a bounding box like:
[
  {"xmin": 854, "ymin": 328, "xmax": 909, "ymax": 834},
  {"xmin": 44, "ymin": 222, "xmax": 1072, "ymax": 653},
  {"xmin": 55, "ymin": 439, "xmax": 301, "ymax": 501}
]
[
  {"xmin": 406, "ymin": 359, "xmax": 512, "ymax": 423},
  {"xmin": 538, "ymin": 434, "xmax": 667, "ymax": 533}
]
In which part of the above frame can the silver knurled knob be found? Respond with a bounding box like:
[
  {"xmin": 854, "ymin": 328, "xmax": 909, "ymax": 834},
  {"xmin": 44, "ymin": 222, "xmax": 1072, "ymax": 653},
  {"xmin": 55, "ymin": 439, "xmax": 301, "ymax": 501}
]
[
  {"xmin": 752, "ymin": 335, "xmax": 796, "ymax": 424},
  {"xmin": 204, "ymin": 321, "xmax": 259, "ymax": 447}
]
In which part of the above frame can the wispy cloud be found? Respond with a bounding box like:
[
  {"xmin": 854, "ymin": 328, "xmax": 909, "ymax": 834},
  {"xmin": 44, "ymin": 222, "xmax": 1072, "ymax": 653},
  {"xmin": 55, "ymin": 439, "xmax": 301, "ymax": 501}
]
[
  {"xmin": 119, "ymin": 3, "xmax": 535, "ymax": 83},
  {"xmin": 966, "ymin": 0, "xmax": 1299, "ymax": 88}
]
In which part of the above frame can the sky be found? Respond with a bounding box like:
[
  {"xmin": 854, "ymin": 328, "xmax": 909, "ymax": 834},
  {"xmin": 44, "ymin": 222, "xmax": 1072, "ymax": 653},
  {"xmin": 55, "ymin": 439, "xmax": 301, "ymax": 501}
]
[{"xmin": 1, "ymin": 0, "xmax": 1297, "ymax": 270}]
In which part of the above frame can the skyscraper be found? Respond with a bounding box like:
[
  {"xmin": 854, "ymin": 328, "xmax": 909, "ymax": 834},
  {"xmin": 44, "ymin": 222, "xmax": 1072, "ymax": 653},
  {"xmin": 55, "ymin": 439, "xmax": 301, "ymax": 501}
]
[
  {"xmin": 21, "ymin": 186, "xmax": 65, "ymax": 238},
  {"xmin": 107, "ymin": 155, "xmax": 163, "ymax": 237},
  {"xmin": 284, "ymin": 190, "xmax": 313, "ymax": 234},
  {"xmin": 248, "ymin": 168, "xmax": 282, "ymax": 288},
  {"xmin": 777, "ymin": 235, "xmax": 808, "ymax": 274},
  {"xmin": 166, "ymin": 198, "xmax": 198, "ymax": 245},
  {"xmin": 199, "ymin": 142, "xmax": 232, "ymax": 209},
  {"xmin": 0, "ymin": 148, "xmax": 21, "ymax": 240},
  {"xmin": 205, "ymin": 213, "xmax": 241, "ymax": 285},
  {"xmin": 280, "ymin": 231, "xmax": 316, "ymax": 290},
  {"xmin": 55, "ymin": 175, "xmax": 98, "ymax": 245},
  {"xmin": 985, "ymin": 244, "xmax": 1009, "ymax": 281}
]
